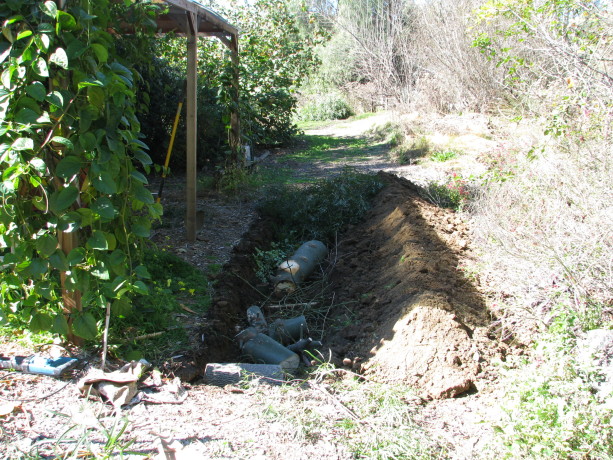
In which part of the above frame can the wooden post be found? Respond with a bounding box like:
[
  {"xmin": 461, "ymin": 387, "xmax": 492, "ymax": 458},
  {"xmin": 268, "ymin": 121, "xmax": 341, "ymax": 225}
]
[{"xmin": 186, "ymin": 12, "xmax": 198, "ymax": 242}]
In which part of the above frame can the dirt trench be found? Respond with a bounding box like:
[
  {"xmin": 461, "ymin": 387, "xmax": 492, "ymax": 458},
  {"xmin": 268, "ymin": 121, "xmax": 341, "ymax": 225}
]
[{"xmin": 199, "ymin": 172, "xmax": 503, "ymax": 399}]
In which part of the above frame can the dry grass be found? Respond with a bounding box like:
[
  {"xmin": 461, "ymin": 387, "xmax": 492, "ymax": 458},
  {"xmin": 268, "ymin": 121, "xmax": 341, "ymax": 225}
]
[{"xmin": 470, "ymin": 135, "xmax": 612, "ymax": 338}]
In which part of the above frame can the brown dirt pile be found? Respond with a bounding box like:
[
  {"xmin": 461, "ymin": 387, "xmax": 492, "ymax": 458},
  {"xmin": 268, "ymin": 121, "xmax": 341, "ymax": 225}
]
[
  {"xmin": 207, "ymin": 172, "xmax": 504, "ymax": 399},
  {"xmin": 325, "ymin": 172, "xmax": 503, "ymax": 398}
]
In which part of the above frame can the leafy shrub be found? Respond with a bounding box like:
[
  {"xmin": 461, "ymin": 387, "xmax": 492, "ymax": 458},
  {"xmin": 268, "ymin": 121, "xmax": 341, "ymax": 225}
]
[
  {"xmin": 296, "ymin": 93, "xmax": 353, "ymax": 121},
  {"xmin": 477, "ymin": 144, "xmax": 519, "ymax": 183},
  {"xmin": 138, "ymin": 0, "xmax": 326, "ymax": 171},
  {"xmin": 420, "ymin": 172, "xmax": 471, "ymax": 211},
  {"xmin": 0, "ymin": 0, "xmax": 162, "ymax": 343},
  {"xmin": 259, "ymin": 168, "xmax": 384, "ymax": 244}
]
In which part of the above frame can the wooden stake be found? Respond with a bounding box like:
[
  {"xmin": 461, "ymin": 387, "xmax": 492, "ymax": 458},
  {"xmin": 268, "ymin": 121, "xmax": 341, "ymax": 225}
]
[{"xmin": 186, "ymin": 12, "xmax": 198, "ymax": 242}]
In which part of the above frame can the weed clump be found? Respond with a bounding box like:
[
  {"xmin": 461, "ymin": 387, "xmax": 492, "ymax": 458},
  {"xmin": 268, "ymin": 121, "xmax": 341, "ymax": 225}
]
[
  {"xmin": 259, "ymin": 168, "xmax": 384, "ymax": 245},
  {"xmin": 113, "ymin": 249, "xmax": 211, "ymax": 360},
  {"xmin": 490, "ymin": 325, "xmax": 613, "ymax": 459}
]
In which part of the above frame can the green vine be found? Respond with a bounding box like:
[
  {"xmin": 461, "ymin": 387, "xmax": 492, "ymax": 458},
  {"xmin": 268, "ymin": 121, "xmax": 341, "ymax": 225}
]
[{"xmin": 0, "ymin": 0, "xmax": 162, "ymax": 342}]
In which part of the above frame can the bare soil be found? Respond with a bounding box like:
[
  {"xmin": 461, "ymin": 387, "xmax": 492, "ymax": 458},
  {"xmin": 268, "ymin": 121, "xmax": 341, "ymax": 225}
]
[{"xmin": 0, "ymin": 113, "xmax": 512, "ymax": 459}]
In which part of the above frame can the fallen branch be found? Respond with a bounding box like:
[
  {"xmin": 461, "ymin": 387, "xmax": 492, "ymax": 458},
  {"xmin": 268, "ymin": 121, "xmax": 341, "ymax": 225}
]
[
  {"xmin": 309, "ymin": 381, "xmax": 364, "ymax": 424},
  {"xmin": 265, "ymin": 302, "xmax": 319, "ymax": 310}
]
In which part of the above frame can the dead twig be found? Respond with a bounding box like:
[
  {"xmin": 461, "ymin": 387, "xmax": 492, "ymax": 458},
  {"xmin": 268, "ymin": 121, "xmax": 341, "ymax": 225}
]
[
  {"xmin": 265, "ymin": 302, "xmax": 319, "ymax": 309},
  {"xmin": 309, "ymin": 381, "xmax": 364, "ymax": 424}
]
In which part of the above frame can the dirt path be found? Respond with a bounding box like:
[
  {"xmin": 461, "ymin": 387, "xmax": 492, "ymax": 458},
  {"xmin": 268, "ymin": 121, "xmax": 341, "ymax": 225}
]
[{"xmin": 1, "ymin": 113, "xmax": 507, "ymax": 459}]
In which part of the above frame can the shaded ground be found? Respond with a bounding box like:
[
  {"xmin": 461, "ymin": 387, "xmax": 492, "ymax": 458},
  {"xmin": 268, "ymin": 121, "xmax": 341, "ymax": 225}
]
[{"xmin": 1, "ymin": 112, "xmax": 511, "ymax": 459}]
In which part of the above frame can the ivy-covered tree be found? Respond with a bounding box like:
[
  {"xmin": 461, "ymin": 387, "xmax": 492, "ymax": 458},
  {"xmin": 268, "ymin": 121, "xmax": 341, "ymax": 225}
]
[{"xmin": 0, "ymin": 0, "xmax": 161, "ymax": 343}]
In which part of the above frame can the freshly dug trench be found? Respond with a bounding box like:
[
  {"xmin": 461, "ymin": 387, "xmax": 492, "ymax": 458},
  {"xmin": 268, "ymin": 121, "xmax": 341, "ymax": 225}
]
[{"xmin": 196, "ymin": 172, "xmax": 503, "ymax": 399}]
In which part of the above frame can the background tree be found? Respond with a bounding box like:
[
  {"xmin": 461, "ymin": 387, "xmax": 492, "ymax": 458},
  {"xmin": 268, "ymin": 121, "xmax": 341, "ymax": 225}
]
[{"xmin": 138, "ymin": 0, "xmax": 326, "ymax": 170}]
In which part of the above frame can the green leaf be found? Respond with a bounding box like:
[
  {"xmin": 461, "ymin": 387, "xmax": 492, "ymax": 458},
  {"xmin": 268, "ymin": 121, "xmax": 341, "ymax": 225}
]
[
  {"xmin": 55, "ymin": 156, "xmax": 81, "ymax": 178},
  {"xmin": 49, "ymin": 250, "xmax": 69, "ymax": 271},
  {"xmin": 78, "ymin": 131, "xmax": 97, "ymax": 151},
  {"xmin": 132, "ymin": 183, "xmax": 154, "ymax": 204},
  {"xmin": 11, "ymin": 137, "xmax": 34, "ymax": 151},
  {"xmin": 92, "ymin": 172, "xmax": 117, "ymax": 194},
  {"xmin": 133, "ymin": 281, "xmax": 149, "ymax": 295},
  {"xmin": 57, "ymin": 11, "xmax": 77, "ymax": 32},
  {"xmin": 16, "ymin": 30, "xmax": 32, "ymax": 41},
  {"xmin": 73, "ymin": 312, "xmax": 98, "ymax": 341},
  {"xmin": 90, "ymin": 43, "xmax": 108, "ymax": 63},
  {"xmin": 34, "ymin": 281, "xmax": 54, "ymax": 300},
  {"xmin": 106, "ymin": 232, "xmax": 117, "ymax": 251},
  {"xmin": 75, "ymin": 207, "xmax": 93, "ymax": 228},
  {"xmin": 49, "ymin": 47, "xmax": 68, "ymax": 69},
  {"xmin": 90, "ymin": 197, "xmax": 116, "ymax": 220},
  {"xmin": 108, "ymin": 249, "xmax": 126, "ymax": 268},
  {"xmin": 67, "ymin": 247, "xmax": 85, "ymax": 266},
  {"xmin": 29, "ymin": 175, "xmax": 42, "ymax": 188},
  {"xmin": 147, "ymin": 202, "xmax": 163, "ymax": 219},
  {"xmin": 49, "ymin": 185, "xmax": 78, "ymax": 213},
  {"xmin": 30, "ymin": 313, "xmax": 52, "ymax": 333},
  {"xmin": 131, "ymin": 218, "xmax": 151, "ymax": 237},
  {"xmin": 111, "ymin": 298, "xmax": 132, "ymax": 317},
  {"xmin": 16, "ymin": 96, "xmax": 40, "ymax": 113},
  {"xmin": 134, "ymin": 265, "xmax": 151, "ymax": 279},
  {"xmin": 91, "ymin": 261, "xmax": 110, "ymax": 280},
  {"xmin": 86, "ymin": 230, "xmax": 108, "ymax": 250},
  {"xmin": 40, "ymin": 1, "xmax": 58, "ymax": 19},
  {"xmin": 52, "ymin": 314, "xmax": 69, "ymax": 336},
  {"xmin": 45, "ymin": 91, "xmax": 64, "ymax": 109},
  {"xmin": 130, "ymin": 170, "xmax": 148, "ymax": 184},
  {"xmin": 86, "ymin": 86, "xmax": 105, "ymax": 110},
  {"xmin": 66, "ymin": 39, "xmax": 87, "ymax": 60},
  {"xmin": 133, "ymin": 149, "xmax": 152, "ymax": 166},
  {"xmin": 29, "ymin": 157, "xmax": 46, "ymax": 173},
  {"xmin": 50, "ymin": 136, "xmax": 74, "ymax": 151},
  {"xmin": 15, "ymin": 108, "xmax": 40, "ymax": 125},
  {"xmin": 77, "ymin": 78, "xmax": 104, "ymax": 89},
  {"xmin": 32, "ymin": 195, "xmax": 46, "ymax": 211},
  {"xmin": 27, "ymin": 258, "xmax": 48, "ymax": 276},
  {"xmin": 32, "ymin": 57, "xmax": 48, "ymax": 77},
  {"xmin": 34, "ymin": 32, "xmax": 50, "ymax": 53},
  {"xmin": 58, "ymin": 211, "xmax": 81, "ymax": 232},
  {"xmin": 36, "ymin": 233, "xmax": 58, "ymax": 257}
]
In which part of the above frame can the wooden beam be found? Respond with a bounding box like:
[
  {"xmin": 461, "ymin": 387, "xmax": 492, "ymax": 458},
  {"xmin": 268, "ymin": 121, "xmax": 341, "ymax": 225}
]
[
  {"xmin": 163, "ymin": 0, "xmax": 238, "ymax": 35},
  {"xmin": 186, "ymin": 11, "xmax": 198, "ymax": 242}
]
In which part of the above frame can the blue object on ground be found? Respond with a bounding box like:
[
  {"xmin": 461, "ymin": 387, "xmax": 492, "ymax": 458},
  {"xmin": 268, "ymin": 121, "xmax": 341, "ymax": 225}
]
[{"xmin": 0, "ymin": 355, "xmax": 78, "ymax": 377}]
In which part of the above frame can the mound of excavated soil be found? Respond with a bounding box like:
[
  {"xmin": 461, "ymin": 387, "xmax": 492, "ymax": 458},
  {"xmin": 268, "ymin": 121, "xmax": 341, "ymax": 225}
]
[
  {"xmin": 326, "ymin": 173, "xmax": 503, "ymax": 398},
  {"xmin": 205, "ymin": 172, "xmax": 504, "ymax": 399}
]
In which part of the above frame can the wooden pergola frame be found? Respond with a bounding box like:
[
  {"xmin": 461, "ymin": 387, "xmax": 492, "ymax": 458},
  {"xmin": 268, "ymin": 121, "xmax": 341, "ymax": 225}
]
[{"xmin": 153, "ymin": 0, "xmax": 240, "ymax": 242}]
